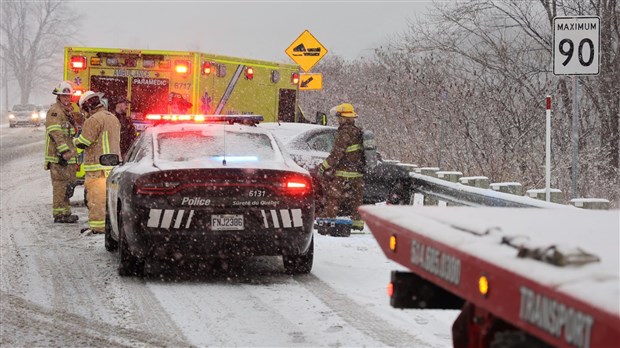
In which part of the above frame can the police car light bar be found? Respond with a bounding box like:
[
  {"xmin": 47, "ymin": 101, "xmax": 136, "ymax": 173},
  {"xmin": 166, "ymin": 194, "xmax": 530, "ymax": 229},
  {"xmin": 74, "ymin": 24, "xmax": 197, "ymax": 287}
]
[{"xmin": 145, "ymin": 114, "xmax": 264, "ymax": 125}]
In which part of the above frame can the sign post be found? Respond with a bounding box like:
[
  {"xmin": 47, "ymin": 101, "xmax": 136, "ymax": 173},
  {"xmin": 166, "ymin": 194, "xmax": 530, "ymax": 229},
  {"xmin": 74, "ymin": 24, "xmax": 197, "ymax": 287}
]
[
  {"xmin": 545, "ymin": 96, "xmax": 552, "ymax": 202},
  {"xmin": 553, "ymin": 16, "xmax": 600, "ymax": 198}
]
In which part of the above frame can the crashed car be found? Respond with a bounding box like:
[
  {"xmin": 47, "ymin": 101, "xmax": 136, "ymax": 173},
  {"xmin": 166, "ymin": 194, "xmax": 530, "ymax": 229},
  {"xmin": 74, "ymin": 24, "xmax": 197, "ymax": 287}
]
[
  {"xmin": 259, "ymin": 122, "xmax": 416, "ymax": 208},
  {"xmin": 8, "ymin": 104, "xmax": 43, "ymax": 127},
  {"xmin": 102, "ymin": 116, "xmax": 315, "ymax": 277}
]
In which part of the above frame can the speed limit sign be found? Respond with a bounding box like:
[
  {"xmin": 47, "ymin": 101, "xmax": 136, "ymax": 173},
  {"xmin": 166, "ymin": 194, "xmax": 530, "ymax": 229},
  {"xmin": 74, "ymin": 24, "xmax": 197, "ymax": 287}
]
[{"xmin": 553, "ymin": 16, "xmax": 600, "ymax": 75}]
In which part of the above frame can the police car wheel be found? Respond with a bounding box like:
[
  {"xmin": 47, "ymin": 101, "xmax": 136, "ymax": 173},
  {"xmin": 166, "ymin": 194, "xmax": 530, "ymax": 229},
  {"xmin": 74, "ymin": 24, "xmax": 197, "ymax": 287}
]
[
  {"xmin": 283, "ymin": 237, "xmax": 314, "ymax": 275},
  {"xmin": 104, "ymin": 210, "xmax": 117, "ymax": 252},
  {"xmin": 118, "ymin": 212, "xmax": 144, "ymax": 277}
]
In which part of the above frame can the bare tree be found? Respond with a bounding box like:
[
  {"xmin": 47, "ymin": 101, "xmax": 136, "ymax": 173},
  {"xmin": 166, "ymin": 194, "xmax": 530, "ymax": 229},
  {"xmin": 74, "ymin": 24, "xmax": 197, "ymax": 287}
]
[
  {"xmin": 0, "ymin": 0, "xmax": 79, "ymax": 104},
  {"xmin": 300, "ymin": 0, "xmax": 618, "ymax": 205}
]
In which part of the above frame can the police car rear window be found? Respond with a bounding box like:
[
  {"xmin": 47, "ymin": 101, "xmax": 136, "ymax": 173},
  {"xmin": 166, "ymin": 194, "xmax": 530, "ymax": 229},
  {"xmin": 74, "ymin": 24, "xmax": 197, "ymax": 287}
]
[{"xmin": 157, "ymin": 131, "xmax": 276, "ymax": 162}]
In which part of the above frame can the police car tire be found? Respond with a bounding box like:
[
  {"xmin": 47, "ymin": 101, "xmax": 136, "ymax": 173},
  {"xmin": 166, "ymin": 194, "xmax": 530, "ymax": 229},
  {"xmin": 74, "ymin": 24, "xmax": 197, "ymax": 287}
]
[
  {"xmin": 283, "ymin": 237, "xmax": 314, "ymax": 275},
  {"xmin": 118, "ymin": 213, "xmax": 145, "ymax": 277},
  {"xmin": 9, "ymin": 124, "xmax": 15, "ymax": 128},
  {"xmin": 489, "ymin": 331, "xmax": 550, "ymax": 348},
  {"xmin": 104, "ymin": 211, "xmax": 117, "ymax": 252}
]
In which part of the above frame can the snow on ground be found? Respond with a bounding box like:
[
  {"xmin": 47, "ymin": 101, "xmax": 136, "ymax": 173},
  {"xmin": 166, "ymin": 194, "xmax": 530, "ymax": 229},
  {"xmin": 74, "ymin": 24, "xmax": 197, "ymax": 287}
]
[{"xmin": 1, "ymin": 125, "xmax": 457, "ymax": 347}]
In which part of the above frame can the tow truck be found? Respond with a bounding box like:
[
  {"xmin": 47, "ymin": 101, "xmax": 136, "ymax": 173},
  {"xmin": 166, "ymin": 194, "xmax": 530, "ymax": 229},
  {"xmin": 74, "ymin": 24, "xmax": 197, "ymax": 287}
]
[
  {"xmin": 360, "ymin": 205, "xmax": 620, "ymax": 348},
  {"xmin": 64, "ymin": 47, "xmax": 304, "ymax": 127}
]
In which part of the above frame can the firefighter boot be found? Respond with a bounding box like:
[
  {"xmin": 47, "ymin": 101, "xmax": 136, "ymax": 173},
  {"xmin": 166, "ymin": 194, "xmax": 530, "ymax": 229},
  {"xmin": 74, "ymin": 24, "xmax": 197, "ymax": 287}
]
[{"xmin": 54, "ymin": 214, "xmax": 79, "ymax": 223}]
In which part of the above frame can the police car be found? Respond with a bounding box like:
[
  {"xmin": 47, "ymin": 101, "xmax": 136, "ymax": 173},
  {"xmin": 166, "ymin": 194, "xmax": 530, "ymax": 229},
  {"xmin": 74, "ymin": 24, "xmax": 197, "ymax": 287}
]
[{"xmin": 102, "ymin": 115, "xmax": 315, "ymax": 277}]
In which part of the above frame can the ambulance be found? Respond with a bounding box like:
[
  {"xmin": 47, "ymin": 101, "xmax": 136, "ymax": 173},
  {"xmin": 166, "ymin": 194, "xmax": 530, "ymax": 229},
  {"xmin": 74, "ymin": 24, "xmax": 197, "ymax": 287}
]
[{"xmin": 63, "ymin": 47, "xmax": 304, "ymax": 124}]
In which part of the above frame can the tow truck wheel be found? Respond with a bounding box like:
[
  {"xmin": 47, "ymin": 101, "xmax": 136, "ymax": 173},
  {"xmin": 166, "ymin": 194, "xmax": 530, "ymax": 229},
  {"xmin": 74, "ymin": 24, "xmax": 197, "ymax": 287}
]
[
  {"xmin": 283, "ymin": 237, "xmax": 314, "ymax": 275},
  {"xmin": 118, "ymin": 211, "xmax": 144, "ymax": 277},
  {"xmin": 104, "ymin": 209, "xmax": 117, "ymax": 252},
  {"xmin": 490, "ymin": 331, "xmax": 551, "ymax": 348}
]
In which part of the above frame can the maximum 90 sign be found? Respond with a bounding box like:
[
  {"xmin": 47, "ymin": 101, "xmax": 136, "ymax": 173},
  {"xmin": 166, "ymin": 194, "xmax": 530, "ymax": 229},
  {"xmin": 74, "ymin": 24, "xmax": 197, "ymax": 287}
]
[{"xmin": 553, "ymin": 16, "xmax": 600, "ymax": 75}]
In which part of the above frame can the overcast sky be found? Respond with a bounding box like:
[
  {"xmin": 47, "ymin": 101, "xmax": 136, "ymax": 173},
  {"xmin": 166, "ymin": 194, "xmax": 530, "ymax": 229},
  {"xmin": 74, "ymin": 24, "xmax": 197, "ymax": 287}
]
[
  {"xmin": 70, "ymin": 1, "xmax": 431, "ymax": 62},
  {"xmin": 13, "ymin": 1, "xmax": 431, "ymax": 105}
]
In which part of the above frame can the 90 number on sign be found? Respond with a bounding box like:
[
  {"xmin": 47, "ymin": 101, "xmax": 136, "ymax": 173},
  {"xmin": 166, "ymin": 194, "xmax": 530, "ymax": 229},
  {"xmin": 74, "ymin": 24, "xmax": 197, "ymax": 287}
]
[{"xmin": 558, "ymin": 38, "xmax": 595, "ymax": 67}]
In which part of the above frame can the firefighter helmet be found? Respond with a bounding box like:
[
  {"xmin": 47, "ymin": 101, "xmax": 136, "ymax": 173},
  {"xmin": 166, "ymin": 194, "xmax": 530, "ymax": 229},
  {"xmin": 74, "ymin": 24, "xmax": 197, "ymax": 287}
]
[
  {"xmin": 329, "ymin": 103, "xmax": 357, "ymax": 118},
  {"xmin": 52, "ymin": 80, "xmax": 74, "ymax": 96},
  {"xmin": 79, "ymin": 91, "xmax": 104, "ymax": 112}
]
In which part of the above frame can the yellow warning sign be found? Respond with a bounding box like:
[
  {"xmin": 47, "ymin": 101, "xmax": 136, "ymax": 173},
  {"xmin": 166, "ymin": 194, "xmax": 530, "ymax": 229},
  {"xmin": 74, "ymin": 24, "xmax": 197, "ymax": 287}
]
[
  {"xmin": 299, "ymin": 73, "xmax": 322, "ymax": 90},
  {"xmin": 285, "ymin": 30, "xmax": 328, "ymax": 72}
]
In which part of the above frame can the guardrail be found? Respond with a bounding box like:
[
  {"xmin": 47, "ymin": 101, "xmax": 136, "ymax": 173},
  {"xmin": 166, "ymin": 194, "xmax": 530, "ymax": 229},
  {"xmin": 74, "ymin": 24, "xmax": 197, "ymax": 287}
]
[{"xmin": 408, "ymin": 173, "xmax": 568, "ymax": 208}]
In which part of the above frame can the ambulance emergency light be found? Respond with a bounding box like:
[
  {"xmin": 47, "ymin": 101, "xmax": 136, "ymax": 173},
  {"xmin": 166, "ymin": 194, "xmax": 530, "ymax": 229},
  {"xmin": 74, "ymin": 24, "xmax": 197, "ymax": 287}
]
[
  {"xmin": 70, "ymin": 56, "xmax": 87, "ymax": 71},
  {"xmin": 175, "ymin": 60, "xmax": 191, "ymax": 74},
  {"xmin": 202, "ymin": 62, "xmax": 212, "ymax": 75},
  {"xmin": 245, "ymin": 66, "xmax": 254, "ymax": 80}
]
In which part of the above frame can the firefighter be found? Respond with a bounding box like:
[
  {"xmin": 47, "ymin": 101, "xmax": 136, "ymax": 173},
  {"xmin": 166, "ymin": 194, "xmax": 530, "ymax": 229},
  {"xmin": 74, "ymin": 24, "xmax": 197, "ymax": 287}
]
[
  {"xmin": 45, "ymin": 80, "xmax": 79, "ymax": 223},
  {"xmin": 73, "ymin": 91, "xmax": 121, "ymax": 235},
  {"xmin": 112, "ymin": 96, "xmax": 136, "ymax": 159},
  {"xmin": 317, "ymin": 103, "xmax": 365, "ymax": 236}
]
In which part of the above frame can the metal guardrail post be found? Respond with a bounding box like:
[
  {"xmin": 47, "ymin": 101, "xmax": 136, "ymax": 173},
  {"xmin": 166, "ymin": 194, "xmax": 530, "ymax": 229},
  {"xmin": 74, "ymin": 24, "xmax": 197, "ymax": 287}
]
[{"xmin": 570, "ymin": 198, "xmax": 610, "ymax": 210}]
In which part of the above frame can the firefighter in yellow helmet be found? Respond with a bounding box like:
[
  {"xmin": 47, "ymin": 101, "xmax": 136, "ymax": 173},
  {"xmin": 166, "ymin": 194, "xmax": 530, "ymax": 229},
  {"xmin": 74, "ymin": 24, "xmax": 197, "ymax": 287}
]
[
  {"xmin": 45, "ymin": 81, "xmax": 79, "ymax": 223},
  {"xmin": 73, "ymin": 91, "xmax": 121, "ymax": 235},
  {"xmin": 317, "ymin": 103, "xmax": 365, "ymax": 236}
]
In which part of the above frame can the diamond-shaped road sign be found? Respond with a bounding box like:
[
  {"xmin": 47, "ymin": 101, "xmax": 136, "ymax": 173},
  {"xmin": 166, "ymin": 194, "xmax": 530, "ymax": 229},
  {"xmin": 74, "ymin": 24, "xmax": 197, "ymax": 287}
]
[
  {"xmin": 299, "ymin": 73, "xmax": 322, "ymax": 90},
  {"xmin": 285, "ymin": 30, "xmax": 328, "ymax": 72}
]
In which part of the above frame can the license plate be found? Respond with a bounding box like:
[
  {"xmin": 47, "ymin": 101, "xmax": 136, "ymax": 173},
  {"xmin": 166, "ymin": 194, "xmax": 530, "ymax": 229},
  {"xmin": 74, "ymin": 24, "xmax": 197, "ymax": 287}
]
[{"xmin": 211, "ymin": 214, "xmax": 244, "ymax": 231}]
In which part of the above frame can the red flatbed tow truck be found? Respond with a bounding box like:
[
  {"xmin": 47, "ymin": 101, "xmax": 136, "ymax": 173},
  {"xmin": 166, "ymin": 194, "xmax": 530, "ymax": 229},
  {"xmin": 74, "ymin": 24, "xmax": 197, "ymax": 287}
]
[{"xmin": 360, "ymin": 206, "xmax": 620, "ymax": 348}]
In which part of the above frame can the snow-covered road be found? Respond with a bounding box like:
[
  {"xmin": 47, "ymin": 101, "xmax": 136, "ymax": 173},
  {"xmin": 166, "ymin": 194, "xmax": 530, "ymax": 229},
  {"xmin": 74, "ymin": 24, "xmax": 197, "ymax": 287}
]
[{"xmin": 1, "ymin": 125, "xmax": 457, "ymax": 347}]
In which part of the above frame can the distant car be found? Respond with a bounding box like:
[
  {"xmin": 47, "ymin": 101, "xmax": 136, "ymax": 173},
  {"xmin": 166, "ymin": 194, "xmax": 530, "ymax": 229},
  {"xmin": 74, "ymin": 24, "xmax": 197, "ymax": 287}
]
[
  {"xmin": 37, "ymin": 105, "xmax": 50, "ymax": 123},
  {"xmin": 103, "ymin": 117, "xmax": 315, "ymax": 277},
  {"xmin": 8, "ymin": 104, "xmax": 42, "ymax": 127},
  {"xmin": 259, "ymin": 122, "xmax": 416, "ymax": 209}
]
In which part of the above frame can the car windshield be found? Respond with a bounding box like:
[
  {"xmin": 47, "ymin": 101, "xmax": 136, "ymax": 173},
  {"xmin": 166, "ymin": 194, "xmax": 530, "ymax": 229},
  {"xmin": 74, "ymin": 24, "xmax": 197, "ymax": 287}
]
[
  {"xmin": 156, "ymin": 130, "xmax": 276, "ymax": 162},
  {"xmin": 12, "ymin": 104, "xmax": 37, "ymax": 111}
]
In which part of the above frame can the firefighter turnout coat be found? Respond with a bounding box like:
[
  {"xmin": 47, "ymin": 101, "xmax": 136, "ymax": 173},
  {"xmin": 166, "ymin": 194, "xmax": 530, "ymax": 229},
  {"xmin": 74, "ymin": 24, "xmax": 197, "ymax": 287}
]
[
  {"xmin": 74, "ymin": 106, "xmax": 121, "ymax": 173},
  {"xmin": 45, "ymin": 101, "xmax": 78, "ymax": 168},
  {"xmin": 320, "ymin": 121, "xmax": 365, "ymax": 228},
  {"xmin": 73, "ymin": 106, "xmax": 121, "ymax": 232},
  {"xmin": 45, "ymin": 101, "xmax": 78, "ymax": 218}
]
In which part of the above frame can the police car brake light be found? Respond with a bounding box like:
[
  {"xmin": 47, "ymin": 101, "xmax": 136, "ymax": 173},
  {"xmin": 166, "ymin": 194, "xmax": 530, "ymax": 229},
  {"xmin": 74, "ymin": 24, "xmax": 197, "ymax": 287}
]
[
  {"xmin": 282, "ymin": 175, "xmax": 311, "ymax": 195},
  {"xmin": 135, "ymin": 180, "xmax": 180, "ymax": 195}
]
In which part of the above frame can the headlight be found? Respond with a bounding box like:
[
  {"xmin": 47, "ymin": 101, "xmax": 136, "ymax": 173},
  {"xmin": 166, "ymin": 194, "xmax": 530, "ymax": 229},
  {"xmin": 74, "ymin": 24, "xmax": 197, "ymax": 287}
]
[
  {"xmin": 8, "ymin": 114, "xmax": 15, "ymax": 119},
  {"xmin": 39, "ymin": 111, "xmax": 46, "ymax": 118},
  {"xmin": 32, "ymin": 113, "xmax": 40, "ymax": 119}
]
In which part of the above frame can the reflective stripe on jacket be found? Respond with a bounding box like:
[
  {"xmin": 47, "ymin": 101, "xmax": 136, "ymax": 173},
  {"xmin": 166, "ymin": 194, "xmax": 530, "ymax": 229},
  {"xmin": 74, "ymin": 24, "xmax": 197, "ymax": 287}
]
[
  {"xmin": 322, "ymin": 122, "xmax": 364, "ymax": 177},
  {"xmin": 73, "ymin": 106, "xmax": 121, "ymax": 173},
  {"xmin": 44, "ymin": 101, "xmax": 78, "ymax": 167}
]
